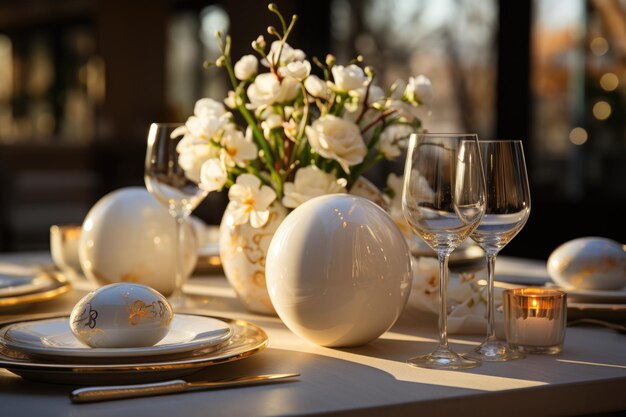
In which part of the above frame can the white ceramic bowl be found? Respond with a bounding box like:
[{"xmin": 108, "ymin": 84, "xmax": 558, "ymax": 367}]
[
  {"xmin": 79, "ymin": 187, "xmax": 197, "ymax": 296},
  {"xmin": 266, "ymin": 194, "xmax": 412, "ymax": 347},
  {"xmin": 70, "ymin": 283, "xmax": 173, "ymax": 348},
  {"xmin": 547, "ymin": 237, "xmax": 626, "ymax": 291}
]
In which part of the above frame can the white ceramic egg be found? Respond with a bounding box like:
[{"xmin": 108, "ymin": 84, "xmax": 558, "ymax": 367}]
[
  {"xmin": 79, "ymin": 187, "xmax": 197, "ymax": 296},
  {"xmin": 266, "ymin": 194, "xmax": 413, "ymax": 347},
  {"xmin": 547, "ymin": 237, "xmax": 626, "ymax": 290},
  {"xmin": 70, "ymin": 283, "xmax": 173, "ymax": 348}
]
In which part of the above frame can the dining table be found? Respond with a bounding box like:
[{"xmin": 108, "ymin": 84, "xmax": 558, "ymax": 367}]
[{"xmin": 1, "ymin": 251, "xmax": 625, "ymax": 417}]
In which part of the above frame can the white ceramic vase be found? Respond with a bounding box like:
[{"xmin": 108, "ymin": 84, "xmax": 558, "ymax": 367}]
[
  {"xmin": 219, "ymin": 201, "xmax": 287, "ymax": 315},
  {"xmin": 79, "ymin": 187, "xmax": 198, "ymax": 296}
]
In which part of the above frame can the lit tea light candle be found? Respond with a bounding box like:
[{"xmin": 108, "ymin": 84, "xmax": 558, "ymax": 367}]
[{"xmin": 503, "ymin": 288, "xmax": 567, "ymax": 354}]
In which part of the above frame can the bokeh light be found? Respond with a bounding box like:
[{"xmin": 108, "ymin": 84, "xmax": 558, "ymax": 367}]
[
  {"xmin": 590, "ymin": 37, "xmax": 609, "ymax": 56},
  {"xmin": 599, "ymin": 73, "xmax": 619, "ymax": 91},
  {"xmin": 592, "ymin": 101, "xmax": 611, "ymax": 120},
  {"xmin": 569, "ymin": 127, "xmax": 588, "ymax": 145}
]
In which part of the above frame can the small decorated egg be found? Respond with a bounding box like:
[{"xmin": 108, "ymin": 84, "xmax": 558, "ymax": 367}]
[
  {"xmin": 70, "ymin": 283, "xmax": 173, "ymax": 348},
  {"xmin": 548, "ymin": 237, "xmax": 626, "ymax": 291}
]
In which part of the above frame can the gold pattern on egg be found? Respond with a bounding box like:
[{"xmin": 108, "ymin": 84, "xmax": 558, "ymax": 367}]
[
  {"xmin": 76, "ymin": 327, "xmax": 106, "ymax": 346},
  {"xmin": 127, "ymin": 300, "xmax": 150, "ymax": 325},
  {"xmin": 126, "ymin": 299, "xmax": 171, "ymax": 326}
]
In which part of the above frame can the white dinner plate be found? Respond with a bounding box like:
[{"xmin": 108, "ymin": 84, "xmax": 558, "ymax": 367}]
[
  {"xmin": 0, "ymin": 272, "xmax": 71, "ymax": 313},
  {"xmin": 0, "ymin": 314, "xmax": 268, "ymax": 385},
  {"xmin": 0, "ymin": 273, "xmax": 58, "ymax": 298},
  {"xmin": 492, "ymin": 257, "xmax": 552, "ymax": 286},
  {"xmin": 0, "ymin": 314, "xmax": 232, "ymax": 360},
  {"xmin": 563, "ymin": 288, "xmax": 626, "ymax": 304}
]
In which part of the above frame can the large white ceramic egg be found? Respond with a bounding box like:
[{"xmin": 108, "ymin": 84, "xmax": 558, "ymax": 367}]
[
  {"xmin": 70, "ymin": 283, "xmax": 173, "ymax": 348},
  {"xmin": 548, "ymin": 237, "xmax": 626, "ymax": 290},
  {"xmin": 79, "ymin": 187, "xmax": 197, "ymax": 296},
  {"xmin": 266, "ymin": 194, "xmax": 412, "ymax": 347}
]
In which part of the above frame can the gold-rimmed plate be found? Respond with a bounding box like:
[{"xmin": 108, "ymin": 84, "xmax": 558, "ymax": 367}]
[
  {"xmin": 0, "ymin": 272, "xmax": 70, "ymax": 312},
  {"xmin": 0, "ymin": 314, "xmax": 268, "ymax": 385},
  {"xmin": 0, "ymin": 314, "xmax": 233, "ymax": 361}
]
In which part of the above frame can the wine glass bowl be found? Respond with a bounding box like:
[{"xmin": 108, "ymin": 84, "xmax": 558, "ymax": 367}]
[
  {"xmin": 402, "ymin": 133, "xmax": 486, "ymax": 370},
  {"xmin": 145, "ymin": 123, "xmax": 209, "ymax": 309},
  {"xmin": 145, "ymin": 124, "xmax": 207, "ymax": 217},
  {"xmin": 465, "ymin": 140, "xmax": 531, "ymax": 362}
]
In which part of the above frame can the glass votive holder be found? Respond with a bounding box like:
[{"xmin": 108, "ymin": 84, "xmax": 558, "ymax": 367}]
[
  {"xmin": 50, "ymin": 224, "xmax": 83, "ymax": 276},
  {"xmin": 503, "ymin": 288, "xmax": 567, "ymax": 355}
]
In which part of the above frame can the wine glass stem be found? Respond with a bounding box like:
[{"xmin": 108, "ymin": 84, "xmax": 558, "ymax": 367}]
[
  {"xmin": 486, "ymin": 252, "xmax": 497, "ymax": 341},
  {"xmin": 437, "ymin": 252, "xmax": 450, "ymax": 349},
  {"xmin": 172, "ymin": 214, "xmax": 186, "ymax": 299}
]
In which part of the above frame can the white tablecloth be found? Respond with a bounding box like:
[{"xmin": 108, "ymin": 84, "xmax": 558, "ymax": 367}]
[{"xmin": 1, "ymin": 252, "xmax": 625, "ymax": 417}]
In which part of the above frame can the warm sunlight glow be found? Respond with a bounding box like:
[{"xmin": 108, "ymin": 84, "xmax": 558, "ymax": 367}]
[{"xmin": 558, "ymin": 359, "xmax": 626, "ymax": 370}]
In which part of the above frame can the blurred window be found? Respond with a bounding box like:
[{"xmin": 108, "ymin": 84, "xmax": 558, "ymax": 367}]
[
  {"xmin": 331, "ymin": 0, "xmax": 497, "ymax": 138},
  {"xmin": 531, "ymin": 0, "xmax": 626, "ymax": 199}
]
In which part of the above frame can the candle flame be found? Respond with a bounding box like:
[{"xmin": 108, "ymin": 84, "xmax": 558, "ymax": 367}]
[{"xmin": 531, "ymin": 298, "xmax": 538, "ymax": 309}]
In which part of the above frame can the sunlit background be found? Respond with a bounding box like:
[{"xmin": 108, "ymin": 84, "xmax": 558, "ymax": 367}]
[{"xmin": 0, "ymin": 0, "xmax": 624, "ymax": 258}]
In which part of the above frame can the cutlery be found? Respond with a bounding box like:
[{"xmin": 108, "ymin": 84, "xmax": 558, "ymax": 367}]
[{"xmin": 70, "ymin": 372, "xmax": 300, "ymax": 403}]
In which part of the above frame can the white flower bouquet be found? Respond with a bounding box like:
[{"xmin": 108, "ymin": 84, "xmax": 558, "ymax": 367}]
[{"xmin": 174, "ymin": 3, "xmax": 431, "ymax": 228}]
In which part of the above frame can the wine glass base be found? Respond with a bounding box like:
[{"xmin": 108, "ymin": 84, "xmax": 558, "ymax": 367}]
[
  {"xmin": 407, "ymin": 346, "xmax": 480, "ymax": 370},
  {"xmin": 464, "ymin": 340, "xmax": 525, "ymax": 362}
]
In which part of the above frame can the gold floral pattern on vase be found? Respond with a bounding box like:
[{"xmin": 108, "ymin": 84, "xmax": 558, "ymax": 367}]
[{"xmin": 219, "ymin": 202, "xmax": 287, "ymax": 315}]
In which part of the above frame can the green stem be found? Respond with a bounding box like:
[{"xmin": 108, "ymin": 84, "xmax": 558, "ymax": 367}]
[{"xmin": 290, "ymin": 83, "xmax": 310, "ymax": 167}]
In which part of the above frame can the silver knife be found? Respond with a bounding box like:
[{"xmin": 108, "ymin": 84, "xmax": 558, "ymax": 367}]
[{"xmin": 70, "ymin": 373, "xmax": 300, "ymax": 403}]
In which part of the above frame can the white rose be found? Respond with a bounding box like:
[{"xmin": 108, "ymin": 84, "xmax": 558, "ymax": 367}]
[
  {"xmin": 234, "ymin": 55, "xmax": 259, "ymax": 81},
  {"xmin": 282, "ymin": 165, "xmax": 347, "ymax": 208},
  {"xmin": 247, "ymin": 73, "xmax": 299, "ymax": 108},
  {"xmin": 265, "ymin": 41, "xmax": 305, "ymax": 66},
  {"xmin": 278, "ymin": 60, "xmax": 311, "ymax": 81},
  {"xmin": 331, "ymin": 64, "xmax": 367, "ymax": 92},
  {"xmin": 405, "ymin": 75, "xmax": 432, "ymax": 106},
  {"xmin": 194, "ymin": 98, "xmax": 227, "ymax": 118},
  {"xmin": 178, "ymin": 142, "xmax": 217, "ymax": 183},
  {"xmin": 184, "ymin": 114, "xmax": 229, "ymax": 141},
  {"xmin": 304, "ymin": 75, "xmax": 329, "ymax": 99},
  {"xmin": 174, "ymin": 98, "xmax": 231, "ymax": 142},
  {"xmin": 305, "ymin": 115, "xmax": 367, "ymax": 173},
  {"xmin": 200, "ymin": 158, "xmax": 227, "ymax": 192},
  {"xmin": 379, "ymin": 124, "xmax": 413, "ymax": 159}
]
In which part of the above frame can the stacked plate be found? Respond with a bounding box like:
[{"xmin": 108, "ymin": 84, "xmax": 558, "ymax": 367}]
[
  {"xmin": 494, "ymin": 257, "xmax": 626, "ymax": 322},
  {"xmin": 562, "ymin": 287, "xmax": 626, "ymax": 322},
  {"xmin": 0, "ymin": 271, "xmax": 71, "ymax": 312},
  {"xmin": 0, "ymin": 313, "xmax": 268, "ymax": 385}
]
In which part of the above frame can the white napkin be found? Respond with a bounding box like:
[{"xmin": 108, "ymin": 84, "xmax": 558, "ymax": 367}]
[{"xmin": 409, "ymin": 257, "xmax": 505, "ymax": 337}]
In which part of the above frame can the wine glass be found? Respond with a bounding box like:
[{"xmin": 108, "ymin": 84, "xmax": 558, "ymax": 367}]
[
  {"xmin": 402, "ymin": 133, "xmax": 486, "ymax": 370},
  {"xmin": 465, "ymin": 140, "xmax": 531, "ymax": 362},
  {"xmin": 145, "ymin": 123, "xmax": 209, "ymax": 309}
]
